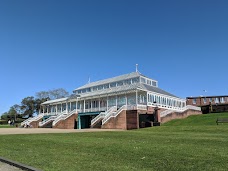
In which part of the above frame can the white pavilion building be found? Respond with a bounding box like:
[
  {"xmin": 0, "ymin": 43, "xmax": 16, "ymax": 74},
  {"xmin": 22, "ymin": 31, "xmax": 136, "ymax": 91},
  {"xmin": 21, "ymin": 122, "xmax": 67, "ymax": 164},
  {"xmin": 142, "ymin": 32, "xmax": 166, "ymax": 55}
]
[{"xmin": 21, "ymin": 71, "xmax": 201, "ymax": 129}]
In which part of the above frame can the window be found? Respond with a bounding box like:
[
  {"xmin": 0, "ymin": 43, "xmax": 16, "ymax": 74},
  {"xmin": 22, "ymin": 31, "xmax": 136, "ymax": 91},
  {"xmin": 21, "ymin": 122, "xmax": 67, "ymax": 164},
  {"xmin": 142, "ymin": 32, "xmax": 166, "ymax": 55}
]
[
  {"xmin": 124, "ymin": 79, "xmax": 131, "ymax": 85},
  {"xmin": 220, "ymin": 97, "xmax": 225, "ymax": 103},
  {"xmin": 140, "ymin": 77, "xmax": 146, "ymax": 84},
  {"xmin": 203, "ymin": 98, "xmax": 207, "ymax": 103},
  {"xmin": 92, "ymin": 86, "xmax": 98, "ymax": 91},
  {"xmin": 132, "ymin": 77, "xmax": 139, "ymax": 83},
  {"xmin": 110, "ymin": 82, "xmax": 116, "ymax": 87},
  {"xmin": 193, "ymin": 99, "xmax": 196, "ymax": 104},
  {"xmin": 147, "ymin": 79, "xmax": 151, "ymax": 85},
  {"xmin": 215, "ymin": 98, "xmax": 219, "ymax": 103},
  {"xmin": 152, "ymin": 81, "xmax": 157, "ymax": 87},
  {"xmin": 98, "ymin": 85, "xmax": 103, "ymax": 90},
  {"xmin": 104, "ymin": 84, "xmax": 109, "ymax": 89},
  {"xmin": 117, "ymin": 81, "xmax": 123, "ymax": 86},
  {"xmin": 209, "ymin": 98, "xmax": 212, "ymax": 102}
]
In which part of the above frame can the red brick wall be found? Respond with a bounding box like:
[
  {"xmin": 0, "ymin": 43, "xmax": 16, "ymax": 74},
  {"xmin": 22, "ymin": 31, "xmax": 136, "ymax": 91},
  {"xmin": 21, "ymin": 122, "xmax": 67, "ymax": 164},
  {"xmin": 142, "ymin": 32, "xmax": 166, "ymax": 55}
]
[
  {"xmin": 102, "ymin": 110, "xmax": 127, "ymax": 129},
  {"xmin": 161, "ymin": 109, "xmax": 202, "ymax": 123},
  {"xmin": 30, "ymin": 118, "xmax": 42, "ymax": 128},
  {"xmin": 126, "ymin": 110, "xmax": 138, "ymax": 130},
  {"xmin": 53, "ymin": 114, "xmax": 77, "ymax": 129}
]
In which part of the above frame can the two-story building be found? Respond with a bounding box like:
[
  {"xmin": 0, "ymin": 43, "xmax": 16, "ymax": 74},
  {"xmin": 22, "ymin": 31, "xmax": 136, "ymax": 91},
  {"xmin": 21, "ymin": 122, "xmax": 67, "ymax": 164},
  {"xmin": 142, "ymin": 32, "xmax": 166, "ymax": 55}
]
[{"xmin": 21, "ymin": 71, "xmax": 201, "ymax": 129}]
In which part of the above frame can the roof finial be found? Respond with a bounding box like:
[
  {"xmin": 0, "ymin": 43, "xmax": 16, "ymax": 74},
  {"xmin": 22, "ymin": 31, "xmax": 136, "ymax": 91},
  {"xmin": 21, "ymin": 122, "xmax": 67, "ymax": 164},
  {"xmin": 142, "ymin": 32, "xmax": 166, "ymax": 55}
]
[
  {"xmin": 88, "ymin": 76, "xmax": 90, "ymax": 84},
  {"xmin": 136, "ymin": 64, "xmax": 138, "ymax": 72}
]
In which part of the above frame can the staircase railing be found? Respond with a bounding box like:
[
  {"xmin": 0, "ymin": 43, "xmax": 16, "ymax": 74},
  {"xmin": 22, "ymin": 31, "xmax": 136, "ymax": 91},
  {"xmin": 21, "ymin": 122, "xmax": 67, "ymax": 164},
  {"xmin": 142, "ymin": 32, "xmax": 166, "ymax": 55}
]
[
  {"xmin": 90, "ymin": 106, "xmax": 117, "ymax": 126},
  {"xmin": 52, "ymin": 109, "xmax": 77, "ymax": 126},
  {"xmin": 21, "ymin": 113, "xmax": 44, "ymax": 126},
  {"xmin": 160, "ymin": 105, "xmax": 201, "ymax": 118},
  {"xmin": 39, "ymin": 116, "xmax": 57, "ymax": 127},
  {"xmin": 160, "ymin": 109, "xmax": 177, "ymax": 117},
  {"xmin": 185, "ymin": 105, "xmax": 201, "ymax": 111},
  {"xmin": 102, "ymin": 105, "xmax": 125, "ymax": 125},
  {"xmin": 91, "ymin": 112, "xmax": 105, "ymax": 126}
]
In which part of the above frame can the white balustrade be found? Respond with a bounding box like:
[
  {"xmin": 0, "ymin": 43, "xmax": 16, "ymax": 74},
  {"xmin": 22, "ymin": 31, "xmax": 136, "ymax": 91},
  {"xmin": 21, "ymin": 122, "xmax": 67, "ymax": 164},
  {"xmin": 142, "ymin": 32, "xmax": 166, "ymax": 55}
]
[
  {"xmin": 21, "ymin": 114, "xmax": 44, "ymax": 126},
  {"xmin": 52, "ymin": 109, "xmax": 77, "ymax": 126},
  {"xmin": 91, "ymin": 112, "xmax": 106, "ymax": 126}
]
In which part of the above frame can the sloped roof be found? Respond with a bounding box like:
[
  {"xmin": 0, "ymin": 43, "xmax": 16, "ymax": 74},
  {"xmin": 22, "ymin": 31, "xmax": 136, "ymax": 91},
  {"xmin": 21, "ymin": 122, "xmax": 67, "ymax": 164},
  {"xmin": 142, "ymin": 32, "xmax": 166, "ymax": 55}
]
[
  {"xmin": 78, "ymin": 83, "xmax": 178, "ymax": 98},
  {"xmin": 74, "ymin": 72, "xmax": 151, "ymax": 91},
  {"xmin": 41, "ymin": 97, "xmax": 68, "ymax": 105},
  {"xmin": 140, "ymin": 84, "xmax": 177, "ymax": 98}
]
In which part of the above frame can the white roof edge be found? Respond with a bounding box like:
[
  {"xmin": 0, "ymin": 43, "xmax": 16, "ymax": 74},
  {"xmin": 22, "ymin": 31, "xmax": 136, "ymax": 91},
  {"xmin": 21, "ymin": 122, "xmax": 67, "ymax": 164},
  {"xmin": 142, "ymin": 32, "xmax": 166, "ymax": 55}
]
[{"xmin": 41, "ymin": 97, "xmax": 68, "ymax": 105}]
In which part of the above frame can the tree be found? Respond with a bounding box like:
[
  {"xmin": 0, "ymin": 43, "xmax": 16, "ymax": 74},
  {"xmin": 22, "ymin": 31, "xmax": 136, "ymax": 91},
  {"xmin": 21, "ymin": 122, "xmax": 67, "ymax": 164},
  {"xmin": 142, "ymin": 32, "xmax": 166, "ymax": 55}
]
[
  {"xmin": 1, "ymin": 112, "xmax": 9, "ymax": 120},
  {"xmin": 34, "ymin": 97, "xmax": 50, "ymax": 114},
  {"xmin": 49, "ymin": 88, "xmax": 69, "ymax": 99},
  {"xmin": 35, "ymin": 91, "xmax": 50, "ymax": 100},
  {"xmin": 20, "ymin": 96, "xmax": 36, "ymax": 117},
  {"xmin": 35, "ymin": 88, "xmax": 69, "ymax": 100},
  {"xmin": 8, "ymin": 106, "xmax": 17, "ymax": 120}
]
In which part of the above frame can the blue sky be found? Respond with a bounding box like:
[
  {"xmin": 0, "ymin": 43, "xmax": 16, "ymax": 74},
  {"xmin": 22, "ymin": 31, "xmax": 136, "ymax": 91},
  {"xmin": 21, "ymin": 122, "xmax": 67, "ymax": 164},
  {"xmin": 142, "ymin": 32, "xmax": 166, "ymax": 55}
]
[{"xmin": 0, "ymin": 0, "xmax": 228, "ymax": 114}]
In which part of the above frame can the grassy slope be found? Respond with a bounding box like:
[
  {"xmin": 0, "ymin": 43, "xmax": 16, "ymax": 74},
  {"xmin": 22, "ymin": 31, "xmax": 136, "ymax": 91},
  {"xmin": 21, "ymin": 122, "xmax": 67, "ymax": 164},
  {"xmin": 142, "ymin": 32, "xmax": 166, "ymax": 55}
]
[
  {"xmin": 163, "ymin": 112, "xmax": 228, "ymax": 126},
  {"xmin": 0, "ymin": 113, "xmax": 228, "ymax": 171}
]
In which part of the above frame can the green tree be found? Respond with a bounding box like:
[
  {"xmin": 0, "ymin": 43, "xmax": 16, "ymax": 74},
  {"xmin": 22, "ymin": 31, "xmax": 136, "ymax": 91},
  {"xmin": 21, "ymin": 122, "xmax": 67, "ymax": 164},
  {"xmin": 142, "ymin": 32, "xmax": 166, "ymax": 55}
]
[
  {"xmin": 20, "ymin": 96, "xmax": 36, "ymax": 117},
  {"xmin": 36, "ymin": 88, "xmax": 69, "ymax": 100},
  {"xmin": 8, "ymin": 106, "xmax": 17, "ymax": 121}
]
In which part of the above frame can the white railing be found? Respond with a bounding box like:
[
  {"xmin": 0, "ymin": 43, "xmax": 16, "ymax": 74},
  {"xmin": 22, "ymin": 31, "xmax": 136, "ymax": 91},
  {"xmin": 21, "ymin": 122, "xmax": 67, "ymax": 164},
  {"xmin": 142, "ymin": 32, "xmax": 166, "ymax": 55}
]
[
  {"xmin": 39, "ymin": 116, "xmax": 57, "ymax": 127},
  {"xmin": 185, "ymin": 105, "xmax": 201, "ymax": 111},
  {"xmin": 20, "ymin": 114, "xmax": 44, "ymax": 126},
  {"xmin": 52, "ymin": 109, "xmax": 77, "ymax": 126},
  {"xmin": 102, "ymin": 105, "xmax": 126, "ymax": 125},
  {"xmin": 20, "ymin": 118, "xmax": 33, "ymax": 126},
  {"xmin": 136, "ymin": 104, "xmax": 147, "ymax": 110},
  {"xmin": 160, "ymin": 109, "xmax": 177, "ymax": 117},
  {"xmin": 91, "ymin": 112, "xmax": 106, "ymax": 126},
  {"xmin": 160, "ymin": 105, "xmax": 201, "ymax": 118}
]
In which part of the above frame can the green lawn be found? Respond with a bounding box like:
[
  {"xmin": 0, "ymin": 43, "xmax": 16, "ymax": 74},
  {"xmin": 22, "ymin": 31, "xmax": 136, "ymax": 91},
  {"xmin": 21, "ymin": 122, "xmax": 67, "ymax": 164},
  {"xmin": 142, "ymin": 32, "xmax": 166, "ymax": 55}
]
[
  {"xmin": 0, "ymin": 124, "xmax": 14, "ymax": 128},
  {"xmin": 0, "ymin": 113, "xmax": 228, "ymax": 171}
]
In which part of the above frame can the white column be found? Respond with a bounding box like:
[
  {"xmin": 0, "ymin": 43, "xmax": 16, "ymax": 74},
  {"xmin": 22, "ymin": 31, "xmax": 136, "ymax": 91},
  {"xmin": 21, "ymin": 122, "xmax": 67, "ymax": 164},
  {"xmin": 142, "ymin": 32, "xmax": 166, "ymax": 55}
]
[
  {"xmin": 91, "ymin": 100, "xmax": 93, "ymax": 112},
  {"xmin": 116, "ymin": 95, "xmax": 118, "ymax": 107},
  {"xmin": 61, "ymin": 103, "xmax": 63, "ymax": 113},
  {"xmin": 136, "ymin": 90, "xmax": 138, "ymax": 106},
  {"xmin": 70, "ymin": 102, "xmax": 72, "ymax": 112},
  {"xmin": 76, "ymin": 100, "xmax": 77, "ymax": 113},
  {"xmin": 99, "ymin": 98, "xmax": 100, "ymax": 111},
  {"xmin": 84, "ymin": 100, "xmax": 85, "ymax": 113},
  {"xmin": 47, "ymin": 106, "xmax": 49, "ymax": 114},
  {"xmin": 125, "ymin": 94, "xmax": 127, "ymax": 106},
  {"xmin": 107, "ymin": 96, "xmax": 109, "ymax": 111},
  {"xmin": 66, "ymin": 102, "xmax": 68, "ymax": 113},
  {"xmin": 43, "ymin": 106, "xmax": 45, "ymax": 114},
  {"xmin": 55, "ymin": 105, "xmax": 57, "ymax": 114}
]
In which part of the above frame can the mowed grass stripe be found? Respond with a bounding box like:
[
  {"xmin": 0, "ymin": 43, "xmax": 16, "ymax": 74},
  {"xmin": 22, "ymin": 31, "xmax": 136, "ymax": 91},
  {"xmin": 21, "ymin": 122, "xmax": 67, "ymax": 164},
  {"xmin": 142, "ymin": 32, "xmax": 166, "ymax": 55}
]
[{"xmin": 0, "ymin": 113, "xmax": 228, "ymax": 171}]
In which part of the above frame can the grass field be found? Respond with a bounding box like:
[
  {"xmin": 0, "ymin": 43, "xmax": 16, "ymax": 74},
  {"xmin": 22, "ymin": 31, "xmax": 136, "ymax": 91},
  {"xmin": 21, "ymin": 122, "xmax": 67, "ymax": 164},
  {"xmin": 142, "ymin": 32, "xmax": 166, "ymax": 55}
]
[
  {"xmin": 0, "ymin": 124, "xmax": 14, "ymax": 128},
  {"xmin": 0, "ymin": 113, "xmax": 228, "ymax": 171}
]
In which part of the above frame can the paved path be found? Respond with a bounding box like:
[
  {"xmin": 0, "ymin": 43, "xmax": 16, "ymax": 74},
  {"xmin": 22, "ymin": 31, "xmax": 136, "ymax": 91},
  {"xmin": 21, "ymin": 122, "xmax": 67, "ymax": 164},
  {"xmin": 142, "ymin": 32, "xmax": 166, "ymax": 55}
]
[
  {"xmin": 0, "ymin": 161, "xmax": 22, "ymax": 171},
  {"xmin": 0, "ymin": 128, "xmax": 124, "ymax": 135}
]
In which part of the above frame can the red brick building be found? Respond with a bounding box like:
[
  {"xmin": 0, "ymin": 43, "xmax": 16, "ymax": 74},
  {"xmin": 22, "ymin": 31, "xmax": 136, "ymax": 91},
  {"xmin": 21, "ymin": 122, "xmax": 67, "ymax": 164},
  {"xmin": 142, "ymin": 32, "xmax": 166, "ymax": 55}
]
[
  {"xmin": 186, "ymin": 95, "xmax": 228, "ymax": 113},
  {"xmin": 186, "ymin": 95, "xmax": 228, "ymax": 106}
]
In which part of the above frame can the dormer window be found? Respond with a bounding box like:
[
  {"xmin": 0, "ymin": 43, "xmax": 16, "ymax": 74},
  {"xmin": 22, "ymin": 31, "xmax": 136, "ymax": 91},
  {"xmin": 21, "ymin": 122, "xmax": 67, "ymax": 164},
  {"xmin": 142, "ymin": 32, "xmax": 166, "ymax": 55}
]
[{"xmin": 110, "ymin": 82, "xmax": 117, "ymax": 87}]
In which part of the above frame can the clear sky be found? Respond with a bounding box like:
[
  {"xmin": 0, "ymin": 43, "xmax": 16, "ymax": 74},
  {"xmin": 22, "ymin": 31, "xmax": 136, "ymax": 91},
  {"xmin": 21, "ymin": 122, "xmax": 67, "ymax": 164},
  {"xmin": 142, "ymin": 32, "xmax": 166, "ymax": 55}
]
[{"xmin": 0, "ymin": 0, "xmax": 228, "ymax": 114}]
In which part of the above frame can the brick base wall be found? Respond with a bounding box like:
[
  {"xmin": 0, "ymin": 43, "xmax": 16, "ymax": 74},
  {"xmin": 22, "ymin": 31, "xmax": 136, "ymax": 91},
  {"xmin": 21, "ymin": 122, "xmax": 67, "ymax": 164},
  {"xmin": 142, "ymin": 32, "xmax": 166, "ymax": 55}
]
[
  {"xmin": 161, "ymin": 109, "xmax": 202, "ymax": 123},
  {"xmin": 53, "ymin": 114, "xmax": 77, "ymax": 129},
  {"xmin": 102, "ymin": 110, "xmax": 127, "ymax": 129},
  {"xmin": 30, "ymin": 118, "xmax": 42, "ymax": 128}
]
